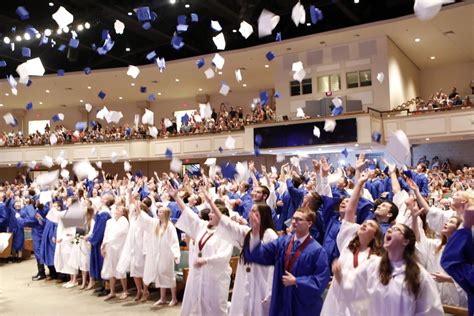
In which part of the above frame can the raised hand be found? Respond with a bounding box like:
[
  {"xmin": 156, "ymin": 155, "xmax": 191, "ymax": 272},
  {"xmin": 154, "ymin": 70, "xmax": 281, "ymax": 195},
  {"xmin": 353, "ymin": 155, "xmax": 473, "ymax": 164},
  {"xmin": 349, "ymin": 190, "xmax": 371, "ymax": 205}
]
[
  {"xmin": 312, "ymin": 159, "xmax": 320, "ymax": 173},
  {"xmin": 406, "ymin": 178, "xmax": 419, "ymax": 192},
  {"xmin": 383, "ymin": 159, "xmax": 396, "ymax": 174},
  {"xmin": 355, "ymin": 153, "xmax": 368, "ymax": 172}
]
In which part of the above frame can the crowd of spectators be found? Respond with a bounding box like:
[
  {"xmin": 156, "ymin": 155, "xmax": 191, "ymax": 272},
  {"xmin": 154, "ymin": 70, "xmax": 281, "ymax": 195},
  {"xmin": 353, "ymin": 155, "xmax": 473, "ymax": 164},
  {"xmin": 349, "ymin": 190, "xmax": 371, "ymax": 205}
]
[
  {"xmin": 394, "ymin": 87, "xmax": 472, "ymax": 113},
  {"xmin": 0, "ymin": 103, "xmax": 276, "ymax": 147}
]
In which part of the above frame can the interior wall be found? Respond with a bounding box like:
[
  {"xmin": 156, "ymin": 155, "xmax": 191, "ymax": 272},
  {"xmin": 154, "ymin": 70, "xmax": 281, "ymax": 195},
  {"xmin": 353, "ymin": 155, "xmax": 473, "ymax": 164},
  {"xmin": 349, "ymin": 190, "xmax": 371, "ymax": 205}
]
[
  {"xmin": 412, "ymin": 140, "xmax": 474, "ymax": 169},
  {"xmin": 387, "ymin": 39, "xmax": 421, "ymax": 109},
  {"xmin": 420, "ymin": 62, "xmax": 474, "ymax": 100}
]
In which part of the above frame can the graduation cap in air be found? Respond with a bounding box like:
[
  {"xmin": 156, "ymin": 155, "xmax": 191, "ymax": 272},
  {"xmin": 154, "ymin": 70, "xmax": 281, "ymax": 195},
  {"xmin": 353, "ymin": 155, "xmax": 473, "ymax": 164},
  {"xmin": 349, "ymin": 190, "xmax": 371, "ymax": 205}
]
[
  {"xmin": 221, "ymin": 162, "xmax": 237, "ymax": 180},
  {"xmin": 98, "ymin": 90, "xmax": 106, "ymax": 99},
  {"xmin": 0, "ymin": 60, "xmax": 6, "ymax": 67},
  {"xmin": 210, "ymin": 20, "xmax": 222, "ymax": 32},
  {"xmin": 25, "ymin": 102, "xmax": 33, "ymax": 110},
  {"xmin": 146, "ymin": 51, "xmax": 157, "ymax": 62},
  {"xmin": 260, "ymin": 91, "xmax": 268, "ymax": 106},
  {"xmin": 140, "ymin": 86, "xmax": 147, "ymax": 93},
  {"xmin": 324, "ymin": 119, "xmax": 336, "ymax": 132},
  {"xmin": 52, "ymin": 113, "xmax": 64, "ymax": 123},
  {"xmin": 291, "ymin": 2, "xmax": 306, "ymax": 26},
  {"xmin": 204, "ymin": 68, "xmax": 215, "ymax": 79},
  {"xmin": 377, "ymin": 72, "xmax": 384, "ymax": 83},
  {"xmin": 219, "ymin": 82, "xmax": 230, "ymax": 96},
  {"xmin": 165, "ymin": 148, "xmax": 173, "ymax": 159},
  {"xmin": 310, "ymin": 6, "xmax": 323, "ymax": 24},
  {"xmin": 84, "ymin": 67, "xmax": 92, "ymax": 75},
  {"xmin": 3, "ymin": 113, "xmax": 17, "ymax": 127},
  {"xmin": 275, "ymin": 32, "xmax": 282, "ymax": 41},
  {"xmin": 16, "ymin": 161, "xmax": 23, "ymax": 169},
  {"xmin": 235, "ymin": 69, "xmax": 243, "ymax": 82},
  {"xmin": 75, "ymin": 121, "xmax": 87, "ymax": 131},
  {"xmin": 52, "ymin": 6, "xmax": 74, "ymax": 29},
  {"xmin": 196, "ymin": 58, "xmax": 205, "ymax": 69},
  {"xmin": 57, "ymin": 69, "xmax": 65, "ymax": 76},
  {"xmin": 21, "ymin": 47, "xmax": 31, "ymax": 58},
  {"xmin": 170, "ymin": 157, "xmax": 182, "ymax": 173},
  {"xmin": 239, "ymin": 21, "xmax": 253, "ymax": 39},
  {"xmin": 213, "ymin": 33, "xmax": 226, "ymax": 50},
  {"xmin": 171, "ymin": 34, "xmax": 184, "ymax": 50},
  {"xmin": 313, "ymin": 126, "xmax": 321, "ymax": 138},
  {"xmin": 341, "ymin": 148, "xmax": 349, "ymax": 158},
  {"xmin": 254, "ymin": 146, "xmax": 260, "ymax": 157},
  {"xmin": 266, "ymin": 51, "xmax": 275, "ymax": 61},
  {"xmin": 255, "ymin": 134, "xmax": 263, "ymax": 147},
  {"xmin": 114, "ymin": 20, "xmax": 125, "ymax": 34},
  {"xmin": 16, "ymin": 6, "xmax": 30, "ymax": 20},
  {"xmin": 149, "ymin": 126, "xmax": 158, "ymax": 138},
  {"xmin": 414, "ymin": 0, "xmax": 443, "ymax": 21},
  {"xmin": 69, "ymin": 38, "xmax": 79, "ymax": 48},
  {"xmin": 191, "ymin": 13, "xmax": 199, "ymax": 23},
  {"xmin": 258, "ymin": 9, "xmax": 280, "ymax": 38},
  {"xmin": 386, "ymin": 130, "xmax": 411, "ymax": 165},
  {"xmin": 212, "ymin": 53, "xmax": 225, "ymax": 69},
  {"xmin": 225, "ymin": 136, "xmax": 236, "ymax": 150},
  {"xmin": 50, "ymin": 134, "xmax": 58, "ymax": 145},
  {"xmin": 372, "ymin": 131, "xmax": 382, "ymax": 143}
]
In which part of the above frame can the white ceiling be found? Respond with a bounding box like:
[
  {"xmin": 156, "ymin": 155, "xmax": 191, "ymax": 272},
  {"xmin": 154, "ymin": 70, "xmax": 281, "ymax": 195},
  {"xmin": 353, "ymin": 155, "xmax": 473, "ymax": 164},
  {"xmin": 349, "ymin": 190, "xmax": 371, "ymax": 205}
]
[{"xmin": 0, "ymin": 2, "xmax": 472, "ymax": 111}]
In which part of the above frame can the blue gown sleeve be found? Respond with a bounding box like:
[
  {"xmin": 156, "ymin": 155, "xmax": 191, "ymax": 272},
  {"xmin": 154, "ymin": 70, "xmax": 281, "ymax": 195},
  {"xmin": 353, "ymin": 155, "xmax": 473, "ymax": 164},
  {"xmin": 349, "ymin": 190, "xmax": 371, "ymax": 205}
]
[
  {"xmin": 88, "ymin": 214, "xmax": 109, "ymax": 246},
  {"xmin": 286, "ymin": 179, "xmax": 304, "ymax": 201},
  {"xmin": 295, "ymin": 247, "xmax": 330, "ymax": 298},
  {"xmin": 244, "ymin": 237, "xmax": 280, "ymax": 266}
]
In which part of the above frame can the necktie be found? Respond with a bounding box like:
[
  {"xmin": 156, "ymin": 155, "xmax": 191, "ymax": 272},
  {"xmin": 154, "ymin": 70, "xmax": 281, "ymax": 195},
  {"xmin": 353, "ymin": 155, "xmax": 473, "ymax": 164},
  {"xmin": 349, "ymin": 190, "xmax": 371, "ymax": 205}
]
[{"xmin": 291, "ymin": 240, "xmax": 300, "ymax": 256}]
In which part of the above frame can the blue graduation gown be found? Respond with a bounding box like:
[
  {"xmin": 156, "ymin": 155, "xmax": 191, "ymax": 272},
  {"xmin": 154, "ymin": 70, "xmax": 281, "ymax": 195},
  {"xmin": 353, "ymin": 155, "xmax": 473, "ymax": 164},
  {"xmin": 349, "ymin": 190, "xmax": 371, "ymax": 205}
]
[
  {"xmin": 275, "ymin": 179, "xmax": 304, "ymax": 231},
  {"xmin": 441, "ymin": 228, "xmax": 474, "ymax": 316},
  {"xmin": 0, "ymin": 202, "xmax": 8, "ymax": 232},
  {"xmin": 168, "ymin": 201, "xmax": 181, "ymax": 224},
  {"xmin": 89, "ymin": 211, "xmax": 111, "ymax": 280},
  {"xmin": 245, "ymin": 234, "xmax": 330, "ymax": 316},
  {"xmin": 414, "ymin": 173, "xmax": 429, "ymax": 197},
  {"xmin": 39, "ymin": 219, "xmax": 57, "ymax": 266},
  {"xmin": 236, "ymin": 191, "xmax": 253, "ymax": 220},
  {"xmin": 366, "ymin": 178, "xmax": 384, "ymax": 200}
]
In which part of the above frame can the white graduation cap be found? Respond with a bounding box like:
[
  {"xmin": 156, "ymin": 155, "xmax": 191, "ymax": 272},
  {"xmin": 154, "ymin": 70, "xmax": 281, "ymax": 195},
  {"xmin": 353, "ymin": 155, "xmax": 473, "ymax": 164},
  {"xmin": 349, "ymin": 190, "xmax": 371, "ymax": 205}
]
[
  {"xmin": 212, "ymin": 53, "xmax": 225, "ymax": 70},
  {"xmin": 293, "ymin": 68, "xmax": 306, "ymax": 83},
  {"xmin": 111, "ymin": 152, "xmax": 119, "ymax": 163},
  {"xmin": 225, "ymin": 135, "xmax": 236, "ymax": 150},
  {"xmin": 292, "ymin": 61, "xmax": 304, "ymax": 72},
  {"xmin": 28, "ymin": 160, "xmax": 37, "ymax": 169},
  {"xmin": 73, "ymin": 160, "xmax": 96, "ymax": 180},
  {"xmin": 85, "ymin": 103, "xmax": 92, "ymax": 112},
  {"xmin": 239, "ymin": 20, "xmax": 253, "ymax": 39},
  {"xmin": 164, "ymin": 118, "xmax": 173, "ymax": 128},
  {"xmin": 170, "ymin": 157, "xmax": 182, "ymax": 173},
  {"xmin": 96, "ymin": 106, "xmax": 109, "ymax": 120},
  {"xmin": 276, "ymin": 154, "xmax": 285, "ymax": 163},
  {"xmin": 124, "ymin": 161, "xmax": 131, "ymax": 172},
  {"xmin": 73, "ymin": 130, "xmax": 80, "ymax": 138},
  {"xmin": 290, "ymin": 156, "xmax": 300, "ymax": 168},
  {"xmin": 60, "ymin": 159, "xmax": 68, "ymax": 169},
  {"xmin": 204, "ymin": 68, "xmax": 215, "ymax": 79},
  {"xmin": 39, "ymin": 191, "xmax": 53, "ymax": 205},
  {"xmin": 55, "ymin": 151, "xmax": 65, "ymax": 165},
  {"xmin": 199, "ymin": 103, "xmax": 212, "ymax": 119},
  {"xmin": 105, "ymin": 111, "xmax": 123, "ymax": 124},
  {"xmin": 235, "ymin": 69, "xmax": 243, "ymax": 82},
  {"xmin": 3, "ymin": 113, "xmax": 16, "ymax": 126},
  {"xmin": 60, "ymin": 169, "xmax": 69, "ymax": 179},
  {"xmin": 291, "ymin": 2, "xmax": 306, "ymax": 26},
  {"xmin": 296, "ymin": 107, "xmax": 306, "ymax": 118},
  {"xmin": 413, "ymin": 0, "xmax": 443, "ymax": 21},
  {"xmin": 62, "ymin": 202, "xmax": 86, "ymax": 228},
  {"xmin": 332, "ymin": 97, "xmax": 342, "ymax": 108},
  {"xmin": 58, "ymin": 113, "xmax": 64, "ymax": 121},
  {"xmin": 209, "ymin": 165, "xmax": 221, "ymax": 180},
  {"xmin": 114, "ymin": 19, "xmax": 125, "ymax": 34},
  {"xmin": 142, "ymin": 109, "xmax": 154, "ymax": 125},
  {"xmin": 376, "ymin": 72, "xmax": 384, "ymax": 83},
  {"xmin": 95, "ymin": 161, "xmax": 102, "ymax": 169},
  {"xmin": 220, "ymin": 82, "xmax": 230, "ymax": 96},
  {"xmin": 52, "ymin": 6, "xmax": 74, "ymax": 29},
  {"xmin": 271, "ymin": 166, "xmax": 278, "ymax": 174},
  {"xmin": 211, "ymin": 20, "xmax": 222, "ymax": 32},
  {"xmin": 16, "ymin": 62, "xmax": 30, "ymax": 84},
  {"xmin": 127, "ymin": 65, "xmax": 140, "ymax": 79},
  {"xmin": 313, "ymin": 126, "xmax": 321, "ymax": 138},
  {"xmin": 35, "ymin": 170, "xmax": 59, "ymax": 188},
  {"xmin": 258, "ymin": 9, "xmax": 280, "ymax": 38},
  {"xmin": 204, "ymin": 158, "xmax": 216, "ymax": 166},
  {"xmin": 212, "ymin": 33, "xmax": 226, "ymax": 50},
  {"xmin": 42, "ymin": 155, "xmax": 54, "ymax": 168},
  {"xmin": 324, "ymin": 119, "xmax": 337, "ymax": 132},
  {"xmin": 194, "ymin": 114, "xmax": 202, "ymax": 123},
  {"xmin": 386, "ymin": 130, "xmax": 411, "ymax": 165},
  {"xmin": 90, "ymin": 147, "xmax": 97, "ymax": 155},
  {"xmin": 236, "ymin": 161, "xmax": 249, "ymax": 183},
  {"xmin": 121, "ymin": 149, "xmax": 128, "ymax": 157},
  {"xmin": 16, "ymin": 57, "xmax": 45, "ymax": 79},
  {"xmin": 149, "ymin": 126, "xmax": 158, "ymax": 138}
]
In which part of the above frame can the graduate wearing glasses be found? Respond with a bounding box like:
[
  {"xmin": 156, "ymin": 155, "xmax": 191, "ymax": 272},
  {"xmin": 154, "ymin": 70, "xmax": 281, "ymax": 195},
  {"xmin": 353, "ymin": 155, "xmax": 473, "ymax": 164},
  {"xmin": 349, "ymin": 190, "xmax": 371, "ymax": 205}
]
[{"xmin": 245, "ymin": 207, "xmax": 330, "ymax": 316}]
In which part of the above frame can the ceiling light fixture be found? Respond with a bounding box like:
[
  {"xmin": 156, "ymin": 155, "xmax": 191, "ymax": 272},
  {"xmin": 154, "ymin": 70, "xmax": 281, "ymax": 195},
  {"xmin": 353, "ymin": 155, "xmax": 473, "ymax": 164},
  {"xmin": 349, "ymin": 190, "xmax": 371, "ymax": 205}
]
[
  {"xmin": 77, "ymin": 24, "xmax": 84, "ymax": 31},
  {"xmin": 415, "ymin": 38, "xmax": 421, "ymax": 42},
  {"xmin": 35, "ymin": 33, "xmax": 41, "ymax": 39},
  {"xmin": 119, "ymin": 96, "xmax": 123, "ymax": 100},
  {"xmin": 84, "ymin": 22, "xmax": 91, "ymax": 29},
  {"xmin": 87, "ymin": 86, "xmax": 91, "ymax": 89},
  {"xmin": 170, "ymin": 0, "xmax": 176, "ymax": 4},
  {"xmin": 198, "ymin": 88, "xmax": 203, "ymax": 91},
  {"xmin": 264, "ymin": 64, "xmax": 269, "ymax": 68},
  {"xmin": 306, "ymin": 23, "xmax": 311, "ymax": 26},
  {"xmin": 128, "ymin": 12, "xmax": 133, "ymax": 16},
  {"xmin": 44, "ymin": 29, "xmax": 52, "ymax": 36},
  {"xmin": 158, "ymin": 92, "xmax": 162, "ymax": 95},
  {"xmin": 62, "ymin": 26, "xmax": 70, "ymax": 33},
  {"xmin": 45, "ymin": 89, "xmax": 50, "ymax": 93},
  {"xmin": 131, "ymin": 83, "xmax": 135, "ymax": 86},
  {"xmin": 425, "ymin": 137, "xmax": 430, "ymax": 141},
  {"xmin": 39, "ymin": 101, "xmax": 43, "ymax": 105},
  {"xmin": 243, "ymin": 83, "xmax": 247, "ymax": 87},
  {"xmin": 56, "ymin": 29, "xmax": 62, "ymax": 35},
  {"xmin": 125, "ymin": 47, "xmax": 131, "ymax": 52},
  {"xmin": 429, "ymin": 56, "xmax": 436, "ymax": 60},
  {"xmin": 232, "ymin": 29, "xmax": 237, "ymax": 33},
  {"xmin": 0, "ymin": 104, "xmax": 3, "ymax": 107},
  {"xmin": 185, "ymin": 4, "xmax": 190, "ymax": 8},
  {"xmin": 3, "ymin": 36, "xmax": 10, "ymax": 44},
  {"xmin": 5, "ymin": 93, "xmax": 9, "ymax": 96},
  {"xmin": 79, "ymin": 99, "xmax": 84, "ymax": 103},
  {"xmin": 49, "ymin": 2, "xmax": 54, "ymax": 6},
  {"xmin": 23, "ymin": 33, "xmax": 31, "ymax": 40},
  {"xmin": 175, "ymin": 78, "xmax": 180, "ymax": 82},
  {"xmin": 218, "ymin": 71, "xmax": 223, "ymax": 75},
  {"xmin": 15, "ymin": 35, "xmax": 22, "ymax": 42},
  {"xmin": 354, "ymin": 0, "xmax": 360, "ymax": 3}
]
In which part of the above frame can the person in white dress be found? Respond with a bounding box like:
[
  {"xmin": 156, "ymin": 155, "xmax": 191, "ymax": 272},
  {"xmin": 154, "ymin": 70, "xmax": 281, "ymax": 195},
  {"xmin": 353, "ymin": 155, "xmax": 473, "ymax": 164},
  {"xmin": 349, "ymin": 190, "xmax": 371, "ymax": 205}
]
[
  {"xmin": 321, "ymin": 172, "xmax": 384, "ymax": 316},
  {"xmin": 54, "ymin": 198, "xmax": 78, "ymax": 288},
  {"xmin": 135, "ymin": 202, "xmax": 181, "ymax": 306},
  {"xmin": 100, "ymin": 203, "xmax": 130, "ymax": 301},
  {"xmin": 333, "ymin": 222, "xmax": 444, "ymax": 316},
  {"xmin": 210, "ymin": 188, "xmax": 278, "ymax": 316},
  {"xmin": 170, "ymin": 184, "xmax": 233, "ymax": 316}
]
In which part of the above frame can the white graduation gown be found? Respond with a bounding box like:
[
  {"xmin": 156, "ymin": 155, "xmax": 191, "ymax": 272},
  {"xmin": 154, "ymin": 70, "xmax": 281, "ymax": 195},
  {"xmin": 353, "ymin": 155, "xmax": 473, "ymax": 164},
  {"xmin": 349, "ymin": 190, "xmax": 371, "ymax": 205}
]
[
  {"xmin": 117, "ymin": 214, "xmax": 146, "ymax": 277},
  {"xmin": 136, "ymin": 212, "xmax": 181, "ymax": 287},
  {"xmin": 54, "ymin": 215, "xmax": 77, "ymax": 275},
  {"xmin": 339, "ymin": 256, "xmax": 444, "ymax": 316},
  {"xmin": 416, "ymin": 236, "xmax": 468, "ymax": 307},
  {"xmin": 321, "ymin": 220, "xmax": 374, "ymax": 316},
  {"xmin": 215, "ymin": 215, "xmax": 278, "ymax": 316},
  {"xmin": 101, "ymin": 216, "xmax": 129, "ymax": 280},
  {"xmin": 176, "ymin": 207, "xmax": 233, "ymax": 316}
]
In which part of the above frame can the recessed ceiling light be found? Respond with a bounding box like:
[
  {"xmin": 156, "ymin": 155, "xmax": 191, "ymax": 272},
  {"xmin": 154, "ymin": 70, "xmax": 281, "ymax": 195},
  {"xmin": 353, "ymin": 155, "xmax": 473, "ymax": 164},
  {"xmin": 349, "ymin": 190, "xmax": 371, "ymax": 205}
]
[
  {"xmin": 44, "ymin": 29, "xmax": 52, "ymax": 36},
  {"xmin": 87, "ymin": 86, "xmax": 92, "ymax": 89},
  {"xmin": 62, "ymin": 26, "xmax": 70, "ymax": 33},
  {"xmin": 35, "ymin": 33, "xmax": 41, "ymax": 39},
  {"xmin": 355, "ymin": 143, "xmax": 359, "ymax": 147},
  {"xmin": 264, "ymin": 64, "xmax": 269, "ymax": 68},
  {"xmin": 15, "ymin": 35, "xmax": 22, "ymax": 42},
  {"xmin": 56, "ymin": 29, "xmax": 62, "ymax": 35},
  {"xmin": 306, "ymin": 23, "xmax": 311, "ymax": 26},
  {"xmin": 23, "ymin": 33, "xmax": 31, "ymax": 40},
  {"xmin": 425, "ymin": 137, "xmax": 430, "ymax": 141},
  {"xmin": 80, "ymin": 99, "xmax": 84, "ymax": 103},
  {"xmin": 119, "ymin": 96, "xmax": 123, "ymax": 100},
  {"xmin": 84, "ymin": 22, "xmax": 91, "ymax": 29},
  {"xmin": 170, "ymin": 0, "xmax": 176, "ymax": 4},
  {"xmin": 198, "ymin": 88, "xmax": 203, "ymax": 91},
  {"xmin": 0, "ymin": 104, "xmax": 3, "ymax": 107},
  {"xmin": 157, "ymin": 92, "xmax": 162, "ymax": 95},
  {"xmin": 3, "ymin": 36, "xmax": 10, "ymax": 44},
  {"xmin": 429, "ymin": 56, "xmax": 436, "ymax": 60},
  {"xmin": 131, "ymin": 83, "xmax": 135, "ymax": 86},
  {"xmin": 218, "ymin": 71, "xmax": 223, "ymax": 75},
  {"xmin": 185, "ymin": 4, "xmax": 190, "ymax": 8},
  {"xmin": 49, "ymin": 2, "xmax": 54, "ymax": 7},
  {"xmin": 125, "ymin": 47, "xmax": 131, "ymax": 52},
  {"xmin": 243, "ymin": 83, "xmax": 247, "ymax": 87},
  {"xmin": 415, "ymin": 38, "xmax": 421, "ymax": 42},
  {"xmin": 5, "ymin": 93, "xmax": 9, "ymax": 96},
  {"xmin": 128, "ymin": 12, "xmax": 133, "ymax": 16},
  {"xmin": 77, "ymin": 24, "xmax": 84, "ymax": 31},
  {"xmin": 175, "ymin": 78, "xmax": 180, "ymax": 82},
  {"xmin": 39, "ymin": 101, "xmax": 43, "ymax": 105},
  {"xmin": 232, "ymin": 29, "xmax": 237, "ymax": 33},
  {"xmin": 45, "ymin": 89, "xmax": 50, "ymax": 93},
  {"xmin": 354, "ymin": 0, "xmax": 360, "ymax": 3}
]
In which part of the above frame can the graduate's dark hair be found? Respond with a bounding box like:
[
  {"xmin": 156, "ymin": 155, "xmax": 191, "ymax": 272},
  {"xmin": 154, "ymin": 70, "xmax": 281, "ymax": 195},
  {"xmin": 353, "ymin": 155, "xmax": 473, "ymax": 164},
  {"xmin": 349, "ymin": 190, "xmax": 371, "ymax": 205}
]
[
  {"xmin": 379, "ymin": 224, "xmax": 421, "ymax": 298},
  {"xmin": 85, "ymin": 206, "xmax": 94, "ymax": 234},
  {"xmin": 241, "ymin": 203, "xmax": 276, "ymax": 265},
  {"xmin": 199, "ymin": 208, "xmax": 210, "ymax": 221},
  {"xmin": 306, "ymin": 191, "xmax": 323, "ymax": 212},
  {"xmin": 348, "ymin": 220, "xmax": 384, "ymax": 256}
]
